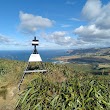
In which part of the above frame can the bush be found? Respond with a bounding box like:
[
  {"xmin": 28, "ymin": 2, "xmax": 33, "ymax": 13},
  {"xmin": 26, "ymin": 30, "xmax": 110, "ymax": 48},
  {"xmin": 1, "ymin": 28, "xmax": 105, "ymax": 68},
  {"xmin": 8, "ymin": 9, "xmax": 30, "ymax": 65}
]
[{"xmin": 15, "ymin": 74, "xmax": 110, "ymax": 110}]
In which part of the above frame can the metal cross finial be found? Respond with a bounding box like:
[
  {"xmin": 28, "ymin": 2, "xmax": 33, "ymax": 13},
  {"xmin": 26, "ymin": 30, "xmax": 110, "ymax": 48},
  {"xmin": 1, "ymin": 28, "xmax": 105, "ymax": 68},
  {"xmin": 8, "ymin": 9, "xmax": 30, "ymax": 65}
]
[{"xmin": 32, "ymin": 36, "xmax": 39, "ymax": 54}]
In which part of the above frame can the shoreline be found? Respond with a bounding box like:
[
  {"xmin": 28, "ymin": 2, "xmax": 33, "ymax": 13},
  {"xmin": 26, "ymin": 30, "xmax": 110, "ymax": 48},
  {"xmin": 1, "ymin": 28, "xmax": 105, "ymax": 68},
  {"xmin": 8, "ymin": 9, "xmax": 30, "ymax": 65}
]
[
  {"xmin": 53, "ymin": 55, "xmax": 81, "ymax": 62},
  {"xmin": 54, "ymin": 55, "xmax": 110, "ymax": 64}
]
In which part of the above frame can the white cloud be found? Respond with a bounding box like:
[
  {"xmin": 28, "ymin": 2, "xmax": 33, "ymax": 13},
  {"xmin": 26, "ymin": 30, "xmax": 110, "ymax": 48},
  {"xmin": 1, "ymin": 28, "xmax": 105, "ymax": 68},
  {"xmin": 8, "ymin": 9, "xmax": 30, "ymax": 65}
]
[
  {"xmin": 82, "ymin": 0, "xmax": 110, "ymax": 29},
  {"xmin": 95, "ymin": 3, "xmax": 110, "ymax": 29},
  {"xmin": 19, "ymin": 11, "xmax": 54, "ymax": 34},
  {"xmin": 70, "ymin": 17, "xmax": 81, "ymax": 21},
  {"xmin": 61, "ymin": 24, "xmax": 71, "ymax": 28},
  {"xmin": 42, "ymin": 31, "xmax": 77, "ymax": 46},
  {"xmin": 0, "ymin": 34, "xmax": 31, "ymax": 48},
  {"xmin": 82, "ymin": 0, "xmax": 102, "ymax": 20},
  {"xmin": 0, "ymin": 34, "xmax": 12, "ymax": 44},
  {"xmin": 74, "ymin": 24, "xmax": 110, "ymax": 43},
  {"xmin": 73, "ymin": 0, "xmax": 110, "ymax": 48}
]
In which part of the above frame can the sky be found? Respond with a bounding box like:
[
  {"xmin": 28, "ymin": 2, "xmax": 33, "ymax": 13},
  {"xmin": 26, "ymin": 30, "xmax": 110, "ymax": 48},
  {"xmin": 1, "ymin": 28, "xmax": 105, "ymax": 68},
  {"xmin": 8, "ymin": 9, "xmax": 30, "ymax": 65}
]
[{"xmin": 0, "ymin": 0, "xmax": 110, "ymax": 50}]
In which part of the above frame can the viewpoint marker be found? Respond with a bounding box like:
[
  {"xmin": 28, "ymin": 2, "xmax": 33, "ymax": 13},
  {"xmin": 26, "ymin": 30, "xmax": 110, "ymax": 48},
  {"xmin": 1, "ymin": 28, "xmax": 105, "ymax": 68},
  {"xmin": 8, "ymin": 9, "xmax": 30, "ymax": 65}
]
[{"xmin": 18, "ymin": 37, "xmax": 47, "ymax": 90}]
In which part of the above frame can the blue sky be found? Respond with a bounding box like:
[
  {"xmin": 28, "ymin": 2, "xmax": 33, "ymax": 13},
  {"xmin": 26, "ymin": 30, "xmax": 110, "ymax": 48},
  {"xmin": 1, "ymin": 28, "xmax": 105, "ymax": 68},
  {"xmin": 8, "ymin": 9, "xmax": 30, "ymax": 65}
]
[{"xmin": 0, "ymin": 0, "xmax": 110, "ymax": 50}]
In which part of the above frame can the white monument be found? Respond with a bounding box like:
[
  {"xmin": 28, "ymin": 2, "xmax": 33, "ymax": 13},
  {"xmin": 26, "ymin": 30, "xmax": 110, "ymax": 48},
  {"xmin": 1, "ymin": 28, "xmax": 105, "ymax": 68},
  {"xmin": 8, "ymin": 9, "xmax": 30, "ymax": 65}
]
[
  {"xmin": 24, "ymin": 37, "xmax": 47, "ymax": 73},
  {"xmin": 18, "ymin": 37, "xmax": 47, "ymax": 90}
]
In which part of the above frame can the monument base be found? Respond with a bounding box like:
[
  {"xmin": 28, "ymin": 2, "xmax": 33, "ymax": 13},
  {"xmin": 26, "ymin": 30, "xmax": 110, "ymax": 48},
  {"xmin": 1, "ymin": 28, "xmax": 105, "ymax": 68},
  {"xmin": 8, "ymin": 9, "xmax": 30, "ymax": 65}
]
[
  {"xmin": 29, "ymin": 54, "xmax": 42, "ymax": 62},
  {"xmin": 24, "ymin": 54, "xmax": 47, "ymax": 73}
]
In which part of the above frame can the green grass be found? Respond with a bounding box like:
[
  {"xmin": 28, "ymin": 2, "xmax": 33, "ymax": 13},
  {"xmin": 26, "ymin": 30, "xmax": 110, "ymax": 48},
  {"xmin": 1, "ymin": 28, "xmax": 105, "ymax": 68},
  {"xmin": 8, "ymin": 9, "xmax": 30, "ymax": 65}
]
[
  {"xmin": 0, "ymin": 59, "xmax": 26, "ymax": 85},
  {"xmin": 15, "ymin": 62, "xmax": 110, "ymax": 110},
  {"xmin": 15, "ymin": 74, "xmax": 110, "ymax": 110},
  {"xmin": 0, "ymin": 59, "xmax": 110, "ymax": 110}
]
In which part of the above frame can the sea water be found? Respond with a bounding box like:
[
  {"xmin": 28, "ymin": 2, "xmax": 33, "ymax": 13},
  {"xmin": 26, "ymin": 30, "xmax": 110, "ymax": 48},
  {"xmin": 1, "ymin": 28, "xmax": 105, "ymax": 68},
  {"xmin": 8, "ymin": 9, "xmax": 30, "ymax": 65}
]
[{"xmin": 0, "ymin": 50, "xmax": 68, "ymax": 62}]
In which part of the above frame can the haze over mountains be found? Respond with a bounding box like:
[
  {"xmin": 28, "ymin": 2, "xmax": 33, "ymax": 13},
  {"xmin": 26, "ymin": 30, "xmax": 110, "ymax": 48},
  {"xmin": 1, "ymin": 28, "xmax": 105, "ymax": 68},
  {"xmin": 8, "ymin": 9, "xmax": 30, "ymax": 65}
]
[{"xmin": 67, "ymin": 47, "xmax": 110, "ymax": 56}]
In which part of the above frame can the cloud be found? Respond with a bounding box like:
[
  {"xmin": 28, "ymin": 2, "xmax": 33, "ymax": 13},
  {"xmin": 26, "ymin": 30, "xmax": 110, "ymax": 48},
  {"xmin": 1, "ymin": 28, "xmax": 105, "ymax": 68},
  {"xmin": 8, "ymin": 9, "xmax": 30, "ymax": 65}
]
[
  {"xmin": 66, "ymin": 1, "xmax": 75, "ymax": 5},
  {"xmin": 0, "ymin": 34, "xmax": 12, "ymax": 44},
  {"xmin": 82, "ymin": 0, "xmax": 102, "ymax": 20},
  {"xmin": 61, "ymin": 24, "xmax": 71, "ymax": 28},
  {"xmin": 82, "ymin": 0, "xmax": 110, "ymax": 29},
  {"xmin": 95, "ymin": 3, "xmax": 110, "ymax": 29},
  {"xmin": 74, "ymin": 24, "xmax": 110, "ymax": 42},
  {"xmin": 19, "ymin": 11, "xmax": 54, "ymax": 34},
  {"xmin": 73, "ymin": 0, "xmax": 110, "ymax": 48},
  {"xmin": 70, "ymin": 17, "xmax": 81, "ymax": 21},
  {"xmin": 42, "ymin": 31, "xmax": 77, "ymax": 46},
  {"xmin": 0, "ymin": 34, "xmax": 30, "ymax": 47}
]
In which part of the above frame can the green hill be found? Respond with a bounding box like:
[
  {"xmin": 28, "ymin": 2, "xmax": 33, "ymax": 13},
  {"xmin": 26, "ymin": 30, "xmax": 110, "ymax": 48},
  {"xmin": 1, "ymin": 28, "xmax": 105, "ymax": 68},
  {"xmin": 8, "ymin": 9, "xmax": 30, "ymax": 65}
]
[{"xmin": 0, "ymin": 59, "xmax": 110, "ymax": 110}]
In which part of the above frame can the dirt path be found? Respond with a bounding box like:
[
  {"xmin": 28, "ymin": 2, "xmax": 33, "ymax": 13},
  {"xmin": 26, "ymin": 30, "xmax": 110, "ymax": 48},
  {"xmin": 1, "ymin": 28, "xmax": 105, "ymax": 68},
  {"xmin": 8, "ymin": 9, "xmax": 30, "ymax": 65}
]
[{"xmin": 0, "ymin": 85, "xmax": 18, "ymax": 110}]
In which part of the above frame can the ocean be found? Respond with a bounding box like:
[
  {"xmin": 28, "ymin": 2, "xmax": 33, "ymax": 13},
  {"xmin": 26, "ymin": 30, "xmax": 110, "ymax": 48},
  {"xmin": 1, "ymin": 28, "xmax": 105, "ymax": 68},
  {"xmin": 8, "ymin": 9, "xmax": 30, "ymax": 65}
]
[{"xmin": 0, "ymin": 50, "xmax": 68, "ymax": 62}]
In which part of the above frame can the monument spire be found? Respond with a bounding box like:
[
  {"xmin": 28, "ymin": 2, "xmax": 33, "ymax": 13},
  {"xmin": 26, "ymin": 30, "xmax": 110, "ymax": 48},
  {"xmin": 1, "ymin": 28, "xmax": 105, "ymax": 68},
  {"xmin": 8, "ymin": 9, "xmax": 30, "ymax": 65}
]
[{"xmin": 32, "ymin": 36, "xmax": 38, "ymax": 54}]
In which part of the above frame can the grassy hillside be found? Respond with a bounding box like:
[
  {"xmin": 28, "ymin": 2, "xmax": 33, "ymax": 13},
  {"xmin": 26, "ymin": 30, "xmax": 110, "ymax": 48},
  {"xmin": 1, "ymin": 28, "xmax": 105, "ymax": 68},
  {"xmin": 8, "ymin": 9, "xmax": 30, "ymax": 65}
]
[
  {"xmin": 0, "ymin": 59, "xmax": 26, "ymax": 110},
  {"xmin": 0, "ymin": 59, "xmax": 75, "ymax": 109},
  {"xmin": 0, "ymin": 59, "xmax": 110, "ymax": 110}
]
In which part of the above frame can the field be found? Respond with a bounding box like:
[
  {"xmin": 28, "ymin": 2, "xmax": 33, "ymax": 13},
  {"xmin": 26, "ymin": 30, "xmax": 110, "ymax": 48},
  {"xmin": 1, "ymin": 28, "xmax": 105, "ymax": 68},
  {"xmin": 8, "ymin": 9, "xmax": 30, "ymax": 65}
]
[{"xmin": 0, "ymin": 59, "xmax": 110, "ymax": 110}]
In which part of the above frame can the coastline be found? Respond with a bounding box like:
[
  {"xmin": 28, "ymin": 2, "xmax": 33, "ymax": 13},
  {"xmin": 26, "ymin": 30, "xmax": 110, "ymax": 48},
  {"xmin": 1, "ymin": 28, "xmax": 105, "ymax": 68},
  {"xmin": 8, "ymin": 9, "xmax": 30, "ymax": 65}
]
[
  {"xmin": 54, "ymin": 55, "xmax": 110, "ymax": 64},
  {"xmin": 0, "ymin": 50, "xmax": 67, "ymax": 62},
  {"xmin": 54, "ymin": 55, "xmax": 81, "ymax": 62}
]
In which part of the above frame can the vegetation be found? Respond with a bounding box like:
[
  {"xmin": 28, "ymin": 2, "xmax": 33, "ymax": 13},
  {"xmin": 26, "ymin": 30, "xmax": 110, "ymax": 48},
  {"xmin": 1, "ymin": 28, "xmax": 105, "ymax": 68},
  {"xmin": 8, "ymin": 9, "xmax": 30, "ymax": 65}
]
[
  {"xmin": 0, "ymin": 59, "xmax": 110, "ymax": 110},
  {"xmin": 15, "ymin": 63, "xmax": 110, "ymax": 110},
  {"xmin": 15, "ymin": 74, "xmax": 110, "ymax": 110}
]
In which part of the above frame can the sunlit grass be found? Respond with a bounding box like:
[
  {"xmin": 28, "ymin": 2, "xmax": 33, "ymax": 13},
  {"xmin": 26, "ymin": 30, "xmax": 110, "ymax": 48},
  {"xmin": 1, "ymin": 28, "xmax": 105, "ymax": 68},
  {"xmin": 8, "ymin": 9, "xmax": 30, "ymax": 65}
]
[
  {"xmin": 15, "ymin": 74, "xmax": 110, "ymax": 110},
  {"xmin": 0, "ymin": 59, "xmax": 110, "ymax": 110},
  {"xmin": 15, "ymin": 63, "xmax": 110, "ymax": 110}
]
